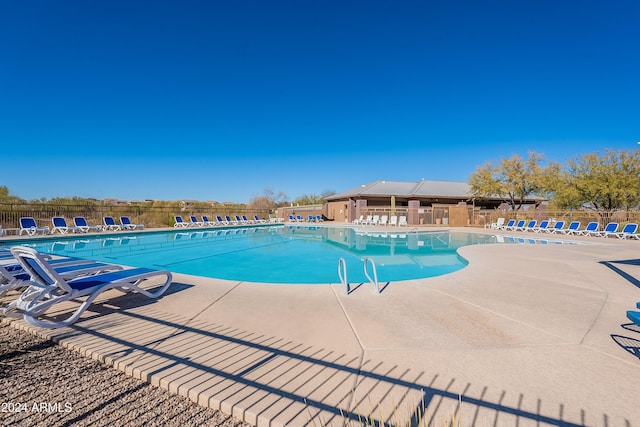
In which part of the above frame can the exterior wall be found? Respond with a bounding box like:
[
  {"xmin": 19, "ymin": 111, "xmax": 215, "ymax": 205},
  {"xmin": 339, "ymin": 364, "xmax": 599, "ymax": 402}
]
[{"xmin": 325, "ymin": 201, "xmax": 350, "ymax": 223}]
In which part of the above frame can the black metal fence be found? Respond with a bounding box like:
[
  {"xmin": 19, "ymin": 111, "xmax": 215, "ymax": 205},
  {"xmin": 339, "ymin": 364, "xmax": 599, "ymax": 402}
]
[{"xmin": 0, "ymin": 202, "xmax": 274, "ymax": 230}]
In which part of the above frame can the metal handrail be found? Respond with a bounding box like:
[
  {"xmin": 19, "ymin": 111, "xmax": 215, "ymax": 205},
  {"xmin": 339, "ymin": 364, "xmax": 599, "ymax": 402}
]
[
  {"xmin": 338, "ymin": 258, "xmax": 349, "ymax": 295},
  {"xmin": 363, "ymin": 257, "xmax": 380, "ymax": 294}
]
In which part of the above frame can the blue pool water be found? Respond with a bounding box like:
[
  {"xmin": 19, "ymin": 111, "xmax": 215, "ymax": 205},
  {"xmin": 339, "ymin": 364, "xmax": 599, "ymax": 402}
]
[{"xmin": 0, "ymin": 225, "xmax": 578, "ymax": 284}]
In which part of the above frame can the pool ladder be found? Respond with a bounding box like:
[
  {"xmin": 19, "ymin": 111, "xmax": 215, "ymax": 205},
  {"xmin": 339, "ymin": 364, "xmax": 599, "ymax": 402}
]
[
  {"xmin": 338, "ymin": 257, "xmax": 380, "ymax": 295},
  {"xmin": 338, "ymin": 258, "xmax": 348, "ymax": 294}
]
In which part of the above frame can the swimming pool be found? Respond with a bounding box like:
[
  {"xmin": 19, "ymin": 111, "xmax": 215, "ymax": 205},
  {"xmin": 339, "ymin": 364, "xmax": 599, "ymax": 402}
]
[{"xmin": 0, "ymin": 226, "xmax": 578, "ymax": 284}]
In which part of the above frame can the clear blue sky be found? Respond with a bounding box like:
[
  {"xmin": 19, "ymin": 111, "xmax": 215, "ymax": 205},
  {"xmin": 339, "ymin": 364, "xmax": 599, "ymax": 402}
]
[{"xmin": 1, "ymin": 1, "xmax": 638, "ymax": 203}]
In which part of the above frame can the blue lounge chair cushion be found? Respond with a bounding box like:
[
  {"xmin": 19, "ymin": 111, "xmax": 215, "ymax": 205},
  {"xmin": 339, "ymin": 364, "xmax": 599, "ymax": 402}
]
[
  {"xmin": 534, "ymin": 220, "xmax": 550, "ymax": 232},
  {"xmin": 627, "ymin": 310, "xmax": 640, "ymax": 326},
  {"xmin": 502, "ymin": 219, "xmax": 516, "ymax": 229},
  {"xmin": 8, "ymin": 261, "xmax": 121, "ymax": 282},
  {"xmin": 617, "ymin": 223, "xmax": 638, "ymax": 238},
  {"xmin": 67, "ymin": 267, "xmax": 159, "ymax": 291}
]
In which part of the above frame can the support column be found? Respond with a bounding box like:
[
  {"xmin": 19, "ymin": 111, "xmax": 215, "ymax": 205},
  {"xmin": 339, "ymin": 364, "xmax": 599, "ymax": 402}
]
[
  {"xmin": 408, "ymin": 200, "xmax": 420, "ymax": 226},
  {"xmin": 354, "ymin": 199, "xmax": 367, "ymax": 222}
]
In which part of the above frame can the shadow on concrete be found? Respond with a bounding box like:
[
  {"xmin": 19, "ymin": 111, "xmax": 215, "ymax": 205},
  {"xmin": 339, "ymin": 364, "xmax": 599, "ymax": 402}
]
[
  {"xmin": 612, "ymin": 333, "xmax": 640, "ymax": 360},
  {"xmin": 45, "ymin": 306, "xmax": 604, "ymax": 427},
  {"xmin": 612, "ymin": 323, "xmax": 640, "ymax": 360},
  {"xmin": 599, "ymin": 259, "xmax": 640, "ymax": 289},
  {"xmin": 346, "ymin": 281, "xmax": 391, "ymax": 295}
]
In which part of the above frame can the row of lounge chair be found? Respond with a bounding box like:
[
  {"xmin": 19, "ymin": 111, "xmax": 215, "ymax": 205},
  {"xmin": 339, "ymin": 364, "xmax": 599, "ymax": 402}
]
[
  {"xmin": 287, "ymin": 214, "xmax": 325, "ymax": 223},
  {"xmin": 0, "ymin": 246, "xmax": 171, "ymax": 329},
  {"xmin": 173, "ymin": 214, "xmax": 272, "ymax": 228},
  {"xmin": 10, "ymin": 213, "xmax": 286, "ymax": 236},
  {"xmin": 14, "ymin": 216, "xmax": 144, "ymax": 236},
  {"xmin": 493, "ymin": 218, "xmax": 639, "ymax": 239},
  {"xmin": 352, "ymin": 215, "xmax": 408, "ymax": 227}
]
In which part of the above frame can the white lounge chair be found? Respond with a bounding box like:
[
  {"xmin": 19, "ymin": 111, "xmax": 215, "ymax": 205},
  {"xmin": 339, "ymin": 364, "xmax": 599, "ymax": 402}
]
[
  {"xmin": 558, "ymin": 221, "xmax": 581, "ymax": 235},
  {"xmin": 73, "ymin": 217, "xmax": 102, "ymax": 233},
  {"xmin": 398, "ymin": 216, "xmax": 408, "ymax": 227},
  {"xmin": 594, "ymin": 222, "xmax": 618, "ymax": 238},
  {"xmin": 202, "ymin": 215, "xmax": 218, "ymax": 226},
  {"xmin": 51, "ymin": 217, "xmax": 80, "ymax": 234},
  {"xmin": 4, "ymin": 246, "xmax": 172, "ymax": 329},
  {"xmin": 174, "ymin": 215, "xmax": 190, "ymax": 228},
  {"xmin": 532, "ymin": 220, "xmax": 550, "ymax": 233},
  {"xmin": 252, "ymin": 215, "xmax": 266, "ymax": 224},
  {"xmin": 578, "ymin": 222, "xmax": 599, "ymax": 236},
  {"xmin": 490, "ymin": 218, "xmax": 505, "ymax": 229},
  {"xmin": 512, "ymin": 220, "xmax": 527, "ymax": 231},
  {"xmin": 103, "ymin": 216, "xmax": 122, "ymax": 231},
  {"xmin": 19, "ymin": 217, "xmax": 50, "ymax": 236},
  {"xmin": 499, "ymin": 219, "xmax": 516, "ymax": 230},
  {"xmin": 521, "ymin": 220, "xmax": 537, "ymax": 232},
  {"xmin": 389, "ymin": 215, "xmax": 398, "ymax": 226},
  {"xmin": 189, "ymin": 216, "xmax": 205, "ymax": 227},
  {"xmin": 120, "ymin": 216, "xmax": 144, "ymax": 230},
  {"xmin": 353, "ymin": 215, "xmax": 364, "ymax": 225},
  {"xmin": 547, "ymin": 221, "xmax": 566, "ymax": 234},
  {"xmin": 616, "ymin": 223, "xmax": 639, "ymax": 239},
  {"xmin": 379, "ymin": 215, "xmax": 388, "ymax": 226}
]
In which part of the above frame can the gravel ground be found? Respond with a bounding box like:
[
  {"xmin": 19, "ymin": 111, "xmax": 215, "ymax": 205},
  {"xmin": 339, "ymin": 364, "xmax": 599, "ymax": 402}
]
[{"xmin": 0, "ymin": 322, "xmax": 254, "ymax": 427}]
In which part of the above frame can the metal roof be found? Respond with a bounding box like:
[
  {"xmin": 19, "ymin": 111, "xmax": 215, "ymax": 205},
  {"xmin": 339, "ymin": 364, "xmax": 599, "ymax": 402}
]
[{"xmin": 326, "ymin": 180, "xmax": 472, "ymax": 200}]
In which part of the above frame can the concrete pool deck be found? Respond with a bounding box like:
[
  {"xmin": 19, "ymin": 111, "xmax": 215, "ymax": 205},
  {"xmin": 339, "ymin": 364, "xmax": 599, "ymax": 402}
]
[{"xmin": 2, "ymin": 225, "xmax": 640, "ymax": 426}]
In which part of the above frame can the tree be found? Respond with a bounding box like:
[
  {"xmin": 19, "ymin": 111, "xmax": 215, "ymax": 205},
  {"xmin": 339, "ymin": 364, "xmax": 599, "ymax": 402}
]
[
  {"xmin": 0, "ymin": 186, "xmax": 23, "ymax": 203},
  {"xmin": 292, "ymin": 190, "xmax": 336, "ymax": 206},
  {"xmin": 541, "ymin": 165, "xmax": 580, "ymax": 210},
  {"xmin": 247, "ymin": 187, "xmax": 289, "ymax": 213},
  {"xmin": 554, "ymin": 149, "xmax": 640, "ymax": 220},
  {"xmin": 469, "ymin": 151, "xmax": 551, "ymax": 211}
]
